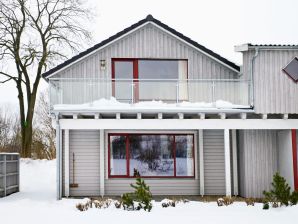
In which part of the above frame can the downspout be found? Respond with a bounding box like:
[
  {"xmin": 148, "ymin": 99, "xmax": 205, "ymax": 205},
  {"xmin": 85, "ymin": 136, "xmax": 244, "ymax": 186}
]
[
  {"xmin": 55, "ymin": 113, "xmax": 61, "ymax": 200},
  {"xmin": 250, "ymin": 47, "xmax": 259, "ymax": 107}
]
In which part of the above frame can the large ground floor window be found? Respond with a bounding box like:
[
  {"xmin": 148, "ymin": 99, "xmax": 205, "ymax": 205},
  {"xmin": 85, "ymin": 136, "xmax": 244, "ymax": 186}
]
[{"xmin": 108, "ymin": 133, "xmax": 195, "ymax": 178}]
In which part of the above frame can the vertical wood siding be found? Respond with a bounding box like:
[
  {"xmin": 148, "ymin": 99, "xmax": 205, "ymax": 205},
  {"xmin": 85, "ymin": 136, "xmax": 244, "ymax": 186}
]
[
  {"xmin": 238, "ymin": 130, "xmax": 278, "ymax": 198},
  {"xmin": 203, "ymin": 130, "xmax": 226, "ymax": 195},
  {"xmin": 51, "ymin": 23, "xmax": 239, "ymax": 105},
  {"xmin": 242, "ymin": 50, "xmax": 298, "ymax": 114}
]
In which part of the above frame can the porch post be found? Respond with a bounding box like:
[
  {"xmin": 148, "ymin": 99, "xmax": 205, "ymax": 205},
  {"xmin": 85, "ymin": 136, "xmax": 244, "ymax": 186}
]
[
  {"xmin": 199, "ymin": 130, "xmax": 204, "ymax": 196},
  {"xmin": 99, "ymin": 129, "xmax": 105, "ymax": 196},
  {"xmin": 224, "ymin": 129, "xmax": 232, "ymax": 196},
  {"xmin": 55, "ymin": 115, "xmax": 61, "ymax": 200},
  {"xmin": 64, "ymin": 129, "xmax": 70, "ymax": 197},
  {"xmin": 232, "ymin": 130, "xmax": 238, "ymax": 196}
]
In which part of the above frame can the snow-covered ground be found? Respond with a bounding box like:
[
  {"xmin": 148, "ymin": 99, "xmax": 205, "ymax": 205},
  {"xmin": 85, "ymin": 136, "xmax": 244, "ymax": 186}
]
[{"xmin": 0, "ymin": 159, "xmax": 298, "ymax": 224}]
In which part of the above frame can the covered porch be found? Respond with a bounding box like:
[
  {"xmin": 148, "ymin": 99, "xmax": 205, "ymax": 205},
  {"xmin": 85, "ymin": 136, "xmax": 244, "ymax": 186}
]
[{"xmin": 54, "ymin": 113, "xmax": 298, "ymax": 199}]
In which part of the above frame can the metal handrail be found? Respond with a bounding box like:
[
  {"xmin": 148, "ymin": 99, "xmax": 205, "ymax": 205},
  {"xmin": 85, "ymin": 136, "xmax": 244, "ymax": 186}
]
[{"xmin": 49, "ymin": 77, "xmax": 249, "ymax": 82}]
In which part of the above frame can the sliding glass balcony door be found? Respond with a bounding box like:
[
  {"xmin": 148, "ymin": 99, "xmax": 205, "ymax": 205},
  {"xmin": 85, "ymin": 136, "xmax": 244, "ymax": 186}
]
[{"xmin": 112, "ymin": 59, "xmax": 188, "ymax": 103}]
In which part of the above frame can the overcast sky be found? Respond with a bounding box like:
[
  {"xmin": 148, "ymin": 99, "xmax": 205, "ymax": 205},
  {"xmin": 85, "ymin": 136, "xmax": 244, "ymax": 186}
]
[{"xmin": 0, "ymin": 0, "xmax": 298, "ymax": 108}]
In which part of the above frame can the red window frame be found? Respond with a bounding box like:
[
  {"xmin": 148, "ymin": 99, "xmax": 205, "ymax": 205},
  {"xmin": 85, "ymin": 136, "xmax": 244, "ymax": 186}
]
[
  {"xmin": 108, "ymin": 133, "xmax": 195, "ymax": 179},
  {"xmin": 111, "ymin": 58, "xmax": 188, "ymax": 102}
]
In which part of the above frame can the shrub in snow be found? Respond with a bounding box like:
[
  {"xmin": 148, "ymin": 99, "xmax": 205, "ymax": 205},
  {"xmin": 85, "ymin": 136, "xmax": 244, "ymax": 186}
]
[
  {"xmin": 76, "ymin": 203, "xmax": 88, "ymax": 212},
  {"xmin": 290, "ymin": 191, "xmax": 298, "ymax": 205},
  {"xmin": 121, "ymin": 193, "xmax": 135, "ymax": 211},
  {"xmin": 93, "ymin": 198, "xmax": 113, "ymax": 209},
  {"xmin": 223, "ymin": 196, "xmax": 234, "ymax": 206},
  {"xmin": 263, "ymin": 172, "xmax": 291, "ymax": 207},
  {"xmin": 217, "ymin": 198, "xmax": 225, "ymax": 207},
  {"xmin": 245, "ymin": 198, "xmax": 255, "ymax": 206},
  {"xmin": 121, "ymin": 177, "xmax": 153, "ymax": 212},
  {"xmin": 263, "ymin": 202, "xmax": 269, "ymax": 210},
  {"xmin": 130, "ymin": 177, "xmax": 153, "ymax": 212},
  {"xmin": 161, "ymin": 199, "xmax": 175, "ymax": 208},
  {"xmin": 114, "ymin": 200, "xmax": 122, "ymax": 209}
]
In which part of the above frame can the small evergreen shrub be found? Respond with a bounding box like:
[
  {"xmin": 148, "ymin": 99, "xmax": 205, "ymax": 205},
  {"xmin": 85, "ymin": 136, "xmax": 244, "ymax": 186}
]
[
  {"xmin": 290, "ymin": 191, "xmax": 298, "ymax": 205},
  {"xmin": 263, "ymin": 202, "xmax": 269, "ymax": 210},
  {"xmin": 121, "ymin": 193, "xmax": 135, "ymax": 211},
  {"xmin": 263, "ymin": 172, "xmax": 291, "ymax": 207},
  {"xmin": 130, "ymin": 177, "xmax": 153, "ymax": 212},
  {"xmin": 120, "ymin": 177, "xmax": 153, "ymax": 212}
]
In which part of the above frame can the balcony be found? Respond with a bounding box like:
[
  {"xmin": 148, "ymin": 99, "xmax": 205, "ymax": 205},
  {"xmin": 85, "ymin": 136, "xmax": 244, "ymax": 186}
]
[{"xmin": 49, "ymin": 78, "xmax": 251, "ymax": 112}]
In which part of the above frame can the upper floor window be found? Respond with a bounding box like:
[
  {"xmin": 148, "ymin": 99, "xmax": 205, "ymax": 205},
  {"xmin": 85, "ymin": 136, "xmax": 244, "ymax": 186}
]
[
  {"xmin": 111, "ymin": 59, "xmax": 188, "ymax": 103},
  {"xmin": 112, "ymin": 59, "xmax": 188, "ymax": 80}
]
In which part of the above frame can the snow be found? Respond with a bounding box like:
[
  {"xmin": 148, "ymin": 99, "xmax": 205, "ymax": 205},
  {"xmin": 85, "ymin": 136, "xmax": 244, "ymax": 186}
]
[
  {"xmin": 1, "ymin": 159, "xmax": 298, "ymax": 224},
  {"xmin": 53, "ymin": 97, "xmax": 250, "ymax": 111}
]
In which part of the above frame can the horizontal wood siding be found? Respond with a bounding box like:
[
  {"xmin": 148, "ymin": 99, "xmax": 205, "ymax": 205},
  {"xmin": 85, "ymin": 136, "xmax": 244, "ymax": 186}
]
[
  {"xmin": 242, "ymin": 50, "xmax": 298, "ymax": 114},
  {"xmin": 68, "ymin": 130, "xmax": 100, "ymax": 196},
  {"xmin": 238, "ymin": 130, "xmax": 278, "ymax": 198},
  {"xmin": 104, "ymin": 130, "xmax": 200, "ymax": 195},
  {"xmin": 203, "ymin": 130, "xmax": 226, "ymax": 195}
]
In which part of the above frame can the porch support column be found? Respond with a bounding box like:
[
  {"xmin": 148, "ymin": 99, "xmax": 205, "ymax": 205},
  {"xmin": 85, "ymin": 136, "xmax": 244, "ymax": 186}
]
[
  {"xmin": 64, "ymin": 129, "xmax": 70, "ymax": 197},
  {"xmin": 55, "ymin": 115, "xmax": 62, "ymax": 200},
  {"xmin": 199, "ymin": 130, "xmax": 204, "ymax": 196},
  {"xmin": 224, "ymin": 129, "xmax": 232, "ymax": 196},
  {"xmin": 99, "ymin": 129, "xmax": 105, "ymax": 196},
  {"xmin": 232, "ymin": 130, "xmax": 238, "ymax": 196}
]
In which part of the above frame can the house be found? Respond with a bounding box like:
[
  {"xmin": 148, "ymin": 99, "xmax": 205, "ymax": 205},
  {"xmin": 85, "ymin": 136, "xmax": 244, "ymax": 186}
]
[{"xmin": 43, "ymin": 15, "xmax": 298, "ymax": 200}]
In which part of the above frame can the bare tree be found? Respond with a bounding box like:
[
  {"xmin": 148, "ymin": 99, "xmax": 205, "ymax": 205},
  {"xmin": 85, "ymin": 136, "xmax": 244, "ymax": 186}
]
[{"xmin": 0, "ymin": 0, "xmax": 92, "ymax": 157}]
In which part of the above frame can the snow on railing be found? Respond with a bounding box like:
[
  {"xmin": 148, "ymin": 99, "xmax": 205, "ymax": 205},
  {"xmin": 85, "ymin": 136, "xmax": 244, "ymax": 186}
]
[{"xmin": 48, "ymin": 78, "xmax": 251, "ymax": 110}]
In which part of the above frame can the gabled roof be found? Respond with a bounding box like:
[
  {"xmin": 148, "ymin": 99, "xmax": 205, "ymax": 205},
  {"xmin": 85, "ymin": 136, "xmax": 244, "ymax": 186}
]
[{"xmin": 43, "ymin": 15, "xmax": 240, "ymax": 78}]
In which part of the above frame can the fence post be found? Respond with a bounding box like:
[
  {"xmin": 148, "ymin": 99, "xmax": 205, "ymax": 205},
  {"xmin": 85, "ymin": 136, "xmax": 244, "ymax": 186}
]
[
  {"xmin": 211, "ymin": 81, "xmax": 215, "ymax": 106},
  {"xmin": 131, "ymin": 80, "xmax": 134, "ymax": 104},
  {"xmin": 3, "ymin": 155, "xmax": 6, "ymax": 197},
  {"xmin": 176, "ymin": 81, "xmax": 179, "ymax": 104}
]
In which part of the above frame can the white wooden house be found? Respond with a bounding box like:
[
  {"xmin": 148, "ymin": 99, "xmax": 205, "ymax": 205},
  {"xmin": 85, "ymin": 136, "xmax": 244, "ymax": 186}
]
[{"xmin": 43, "ymin": 15, "xmax": 298, "ymax": 199}]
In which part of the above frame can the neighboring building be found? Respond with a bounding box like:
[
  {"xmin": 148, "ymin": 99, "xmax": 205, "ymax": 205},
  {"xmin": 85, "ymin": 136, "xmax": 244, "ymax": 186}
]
[{"xmin": 43, "ymin": 15, "xmax": 298, "ymax": 199}]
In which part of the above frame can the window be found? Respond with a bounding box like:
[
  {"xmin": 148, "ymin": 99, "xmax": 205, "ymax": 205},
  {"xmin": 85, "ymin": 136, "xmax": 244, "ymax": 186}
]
[
  {"xmin": 112, "ymin": 59, "xmax": 188, "ymax": 102},
  {"xmin": 108, "ymin": 133, "xmax": 195, "ymax": 178},
  {"xmin": 283, "ymin": 57, "xmax": 298, "ymax": 82}
]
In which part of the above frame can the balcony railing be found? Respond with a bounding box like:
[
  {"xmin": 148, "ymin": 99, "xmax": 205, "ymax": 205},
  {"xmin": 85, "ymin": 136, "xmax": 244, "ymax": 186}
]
[{"xmin": 49, "ymin": 78, "xmax": 251, "ymax": 110}]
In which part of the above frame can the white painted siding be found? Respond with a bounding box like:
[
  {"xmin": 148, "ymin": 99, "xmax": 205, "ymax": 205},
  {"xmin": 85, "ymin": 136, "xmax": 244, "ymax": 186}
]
[
  {"xmin": 50, "ymin": 23, "xmax": 239, "ymax": 106},
  {"xmin": 54, "ymin": 24, "xmax": 237, "ymax": 80},
  {"xmin": 203, "ymin": 130, "xmax": 226, "ymax": 195},
  {"xmin": 238, "ymin": 130, "xmax": 278, "ymax": 198},
  {"xmin": 242, "ymin": 50, "xmax": 298, "ymax": 114},
  {"xmin": 68, "ymin": 130, "xmax": 100, "ymax": 197}
]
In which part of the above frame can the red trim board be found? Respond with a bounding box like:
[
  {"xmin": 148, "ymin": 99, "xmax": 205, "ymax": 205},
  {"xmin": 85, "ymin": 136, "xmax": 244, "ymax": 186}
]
[{"xmin": 292, "ymin": 129, "xmax": 298, "ymax": 191}]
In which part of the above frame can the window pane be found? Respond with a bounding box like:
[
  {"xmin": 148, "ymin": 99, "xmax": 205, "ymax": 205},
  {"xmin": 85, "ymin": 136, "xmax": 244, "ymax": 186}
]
[
  {"xmin": 114, "ymin": 61, "xmax": 133, "ymax": 102},
  {"xmin": 175, "ymin": 135, "xmax": 194, "ymax": 176},
  {"xmin": 129, "ymin": 135, "xmax": 174, "ymax": 176},
  {"xmin": 138, "ymin": 60, "xmax": 179, "ymax": 79},
  {"xmin": 114, "ymin": 61, "xmax": 133, "ymax": 79},
  {"xmin": 110, "ymin": 136, "xmax": 127, "ymax": 176}
]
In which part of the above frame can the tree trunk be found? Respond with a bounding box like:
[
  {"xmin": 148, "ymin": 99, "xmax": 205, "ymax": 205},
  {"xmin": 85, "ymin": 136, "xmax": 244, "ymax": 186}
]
[{"xmin": 21, "ymin": 122, "xmax": 33, "ymax": 158}]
